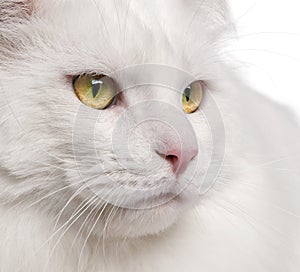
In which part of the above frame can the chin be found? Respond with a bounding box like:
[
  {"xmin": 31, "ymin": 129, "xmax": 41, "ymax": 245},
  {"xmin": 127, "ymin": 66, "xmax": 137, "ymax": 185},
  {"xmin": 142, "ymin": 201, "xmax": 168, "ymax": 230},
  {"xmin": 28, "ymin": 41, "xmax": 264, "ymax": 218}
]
[{"xmin": 98, "ymin": 191, "xmax": 200, "ymax": 239}]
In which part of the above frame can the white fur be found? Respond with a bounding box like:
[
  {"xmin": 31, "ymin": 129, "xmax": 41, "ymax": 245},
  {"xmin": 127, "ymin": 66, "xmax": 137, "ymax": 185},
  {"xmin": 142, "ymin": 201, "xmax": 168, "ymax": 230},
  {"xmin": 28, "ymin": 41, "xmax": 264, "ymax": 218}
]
[{"xmin": 0, "ymin": 0, "xmax": 299, "ymax": 271}]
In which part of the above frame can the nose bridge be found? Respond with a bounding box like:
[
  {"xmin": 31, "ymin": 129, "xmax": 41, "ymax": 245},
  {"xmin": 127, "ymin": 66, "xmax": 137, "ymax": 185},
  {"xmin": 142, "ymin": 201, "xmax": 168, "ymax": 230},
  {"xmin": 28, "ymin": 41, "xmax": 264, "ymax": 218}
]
[
  {"xmin": 155, "ymin": 121, "xmax": 198, "ymax": 175},
  {"xmin": 151, "ymin": 85, "xmax": 181, "ymax": 106},
  {"xmin": 151, "ymin": 119, "xmax": 194, "ymax": 155},
  {"xmin": 124, "ymin": 84, "xmax": 181, "ymax": 111},
  {"xmin": 127, "ymin": 100, "xmax": 198, "ymax": 175}
]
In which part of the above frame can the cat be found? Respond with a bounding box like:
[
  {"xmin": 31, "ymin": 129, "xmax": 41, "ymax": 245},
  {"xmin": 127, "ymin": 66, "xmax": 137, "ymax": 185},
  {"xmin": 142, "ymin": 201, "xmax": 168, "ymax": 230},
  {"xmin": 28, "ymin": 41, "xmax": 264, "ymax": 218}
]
[{"xmin": 0, "ymin": 0, "xmax": 299, "ymax": 271}]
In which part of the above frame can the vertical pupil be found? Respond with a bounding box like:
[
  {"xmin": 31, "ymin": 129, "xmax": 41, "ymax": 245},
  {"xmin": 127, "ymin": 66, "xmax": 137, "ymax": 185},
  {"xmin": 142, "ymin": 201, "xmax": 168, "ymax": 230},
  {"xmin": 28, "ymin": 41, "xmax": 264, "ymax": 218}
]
[
  {"xmin": 91, "ymin": 79, "xmax": 102, "ymax": 98},
  {"xmin": 185, "ymin": 87, "xmax": 191, "ymax": 102}
]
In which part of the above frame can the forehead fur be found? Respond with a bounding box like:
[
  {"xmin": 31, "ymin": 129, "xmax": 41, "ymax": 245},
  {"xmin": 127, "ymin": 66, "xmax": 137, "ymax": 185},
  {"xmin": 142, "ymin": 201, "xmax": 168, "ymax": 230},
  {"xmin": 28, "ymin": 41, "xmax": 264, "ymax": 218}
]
[{"xmin": 0, "ymin": 0, "xmax": 231, "ymax": 77}]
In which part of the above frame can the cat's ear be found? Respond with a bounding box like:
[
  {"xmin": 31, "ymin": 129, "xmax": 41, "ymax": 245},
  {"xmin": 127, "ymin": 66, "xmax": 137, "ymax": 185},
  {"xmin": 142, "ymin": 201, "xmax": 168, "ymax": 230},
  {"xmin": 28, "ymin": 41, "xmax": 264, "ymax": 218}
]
[
  {"xmin": 0, "ymin": 0, "xmax": 35, "ymax": 23},
  {"xmin": 0, "ymin": 1, "xmax": 37, "ymax": 53}
]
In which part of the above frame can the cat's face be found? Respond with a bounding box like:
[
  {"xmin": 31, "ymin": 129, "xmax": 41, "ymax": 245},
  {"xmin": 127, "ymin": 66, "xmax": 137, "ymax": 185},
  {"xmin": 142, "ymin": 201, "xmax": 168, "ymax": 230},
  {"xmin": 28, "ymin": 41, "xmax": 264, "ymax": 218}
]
[{"xmin": 0, "ymin": 0, "xmax": 229, "ymax": 238}]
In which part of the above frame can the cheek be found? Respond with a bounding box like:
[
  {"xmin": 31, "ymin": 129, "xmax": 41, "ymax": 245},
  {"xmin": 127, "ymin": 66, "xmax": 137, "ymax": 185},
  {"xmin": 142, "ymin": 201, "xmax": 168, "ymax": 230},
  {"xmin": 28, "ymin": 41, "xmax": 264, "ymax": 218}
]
[
  {"xmin": 0, "ymin": 81, "xmax": 77, "ymax": 176},
  {"xmin": 191, "ymin": 112, "xmax": 213, "ymax": 151},
  {"xmin": 72, "ymin": 105, "xmax": 125, "ymax": 171},
  {"xmin": 184, "ymin": 112, "xmax": 214, "ymax": 191}
]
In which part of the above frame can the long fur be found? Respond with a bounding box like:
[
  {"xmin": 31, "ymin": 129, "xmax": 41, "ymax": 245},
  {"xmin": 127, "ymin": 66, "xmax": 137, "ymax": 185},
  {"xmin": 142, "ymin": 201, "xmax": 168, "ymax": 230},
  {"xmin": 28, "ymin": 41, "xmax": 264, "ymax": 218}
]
[{"xmin": 0, "ymin": 1, "xmax": 299, "ymax": 271}]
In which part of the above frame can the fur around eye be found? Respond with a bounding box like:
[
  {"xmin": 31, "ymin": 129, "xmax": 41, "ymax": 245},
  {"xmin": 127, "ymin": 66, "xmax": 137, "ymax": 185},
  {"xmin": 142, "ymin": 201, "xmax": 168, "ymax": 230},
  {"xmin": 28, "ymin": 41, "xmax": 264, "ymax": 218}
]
[{"xmin": 73, "ymin": 74, "xmax": 117, "ymax": 109}]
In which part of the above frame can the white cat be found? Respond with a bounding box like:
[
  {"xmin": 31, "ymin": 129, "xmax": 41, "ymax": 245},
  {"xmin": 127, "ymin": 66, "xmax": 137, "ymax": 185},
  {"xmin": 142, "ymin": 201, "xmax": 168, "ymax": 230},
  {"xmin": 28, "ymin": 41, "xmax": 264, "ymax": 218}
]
[{"xmin": 0, "ymin": 0, "xmax": 299, "ymax": 271}]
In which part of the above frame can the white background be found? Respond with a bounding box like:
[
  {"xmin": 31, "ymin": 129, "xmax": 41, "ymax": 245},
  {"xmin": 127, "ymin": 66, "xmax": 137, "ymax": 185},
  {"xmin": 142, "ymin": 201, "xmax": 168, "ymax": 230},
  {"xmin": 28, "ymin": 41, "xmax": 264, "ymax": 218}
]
[{"xmin": 228, "ymin": 0, "xmax": 300, "ymax": 118}]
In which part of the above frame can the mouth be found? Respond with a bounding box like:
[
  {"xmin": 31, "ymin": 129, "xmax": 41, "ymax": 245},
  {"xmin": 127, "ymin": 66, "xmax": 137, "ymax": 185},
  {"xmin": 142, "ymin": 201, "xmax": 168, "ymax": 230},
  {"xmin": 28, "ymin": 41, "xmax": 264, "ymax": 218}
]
[
  {"xmin": 115, "ymin": 192, "xmax": 184, "ymax": 212},
  {"xmin": 80, "ymin": 189, "xmax": 196, "ymax": 239},
  {"xmin": 147, "ymin": 192, "xmax": 180, "ymax": 206}
]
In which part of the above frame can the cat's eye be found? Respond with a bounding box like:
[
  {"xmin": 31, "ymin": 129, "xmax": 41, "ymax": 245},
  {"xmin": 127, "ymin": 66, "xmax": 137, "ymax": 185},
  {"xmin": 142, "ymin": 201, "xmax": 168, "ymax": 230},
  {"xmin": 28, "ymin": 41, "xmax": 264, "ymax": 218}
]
[
  {"xmin": 182, "ymin": 81, "xmax": 203, "ymax": 114},
  {"xmin": 73, "ymin": 74, "xmax": 117, "ymax": 109}
]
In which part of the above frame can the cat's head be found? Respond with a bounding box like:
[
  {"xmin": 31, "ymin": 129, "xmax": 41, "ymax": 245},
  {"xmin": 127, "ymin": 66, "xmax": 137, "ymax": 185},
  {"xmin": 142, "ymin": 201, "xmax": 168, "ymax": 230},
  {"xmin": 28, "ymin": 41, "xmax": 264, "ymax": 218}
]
[{"xmin": 0, "ymin": 0, "xmax": 230, "ymax": 238}]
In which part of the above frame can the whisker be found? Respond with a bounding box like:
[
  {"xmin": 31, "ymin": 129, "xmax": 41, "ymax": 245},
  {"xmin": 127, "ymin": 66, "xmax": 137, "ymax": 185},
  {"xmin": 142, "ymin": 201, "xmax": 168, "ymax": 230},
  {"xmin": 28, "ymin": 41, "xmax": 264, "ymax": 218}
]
[
  {"xmin": 18, "ymin": 177, "xmax": 85, "ymax": 213},
  {"xmin": 3, "ymin": 169, "xmax": 58, "ymax": 212},
  {"xmin": 113, "ymin": 0, "xmax": 122, "ymax": 38},
  {"xmin": 77, "ymin": 198, "xmax": 112, "ymax": 272},
  {"xmin": 122, "ymin": 0, "xmax": 132, "ymax": 54},
  {"xmin": 53, "ymin": 184, "xmax": 88, "ymax": 231},
  {"xmin": 16, "ymin": 195, "xmax": 97, "ymax": 272},
  {"xmin": 46, "ymin": 196, "xmax": 99, "ymax": 268},
  {"xmin": 68, "ymin": 186, "xmax": 119, "ymax": 256}
]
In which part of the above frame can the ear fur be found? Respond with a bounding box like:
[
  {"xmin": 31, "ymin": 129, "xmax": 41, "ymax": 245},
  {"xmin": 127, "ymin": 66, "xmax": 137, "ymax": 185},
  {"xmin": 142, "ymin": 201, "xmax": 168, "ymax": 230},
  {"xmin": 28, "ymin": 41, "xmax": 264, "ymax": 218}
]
[
  {"xmin": 0, "ymin": 0, "xmax": 34, "ymax": 23},
  {"xmin": 0, "ymin": 1, "xmax": 36, "ymax": 58}
]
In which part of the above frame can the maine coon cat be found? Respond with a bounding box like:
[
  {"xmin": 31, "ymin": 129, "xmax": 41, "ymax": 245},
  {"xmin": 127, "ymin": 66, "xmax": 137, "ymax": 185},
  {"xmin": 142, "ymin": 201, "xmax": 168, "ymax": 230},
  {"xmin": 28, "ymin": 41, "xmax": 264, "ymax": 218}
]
[{"xmin": 0, "ymin": 0, "xmax": 299, "ymax": 271}]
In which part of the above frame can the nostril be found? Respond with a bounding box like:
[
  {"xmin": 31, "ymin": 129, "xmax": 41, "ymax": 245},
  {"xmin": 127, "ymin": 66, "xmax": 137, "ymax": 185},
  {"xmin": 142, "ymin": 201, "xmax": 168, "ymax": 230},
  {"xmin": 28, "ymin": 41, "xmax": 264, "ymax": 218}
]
[
  {"xmin": 155, "ymin": 147, "xmax": 196, "ymax": 175},
  {"xmin": 165, "ymin": 154, "xmax": 178, "ymax": 165}
]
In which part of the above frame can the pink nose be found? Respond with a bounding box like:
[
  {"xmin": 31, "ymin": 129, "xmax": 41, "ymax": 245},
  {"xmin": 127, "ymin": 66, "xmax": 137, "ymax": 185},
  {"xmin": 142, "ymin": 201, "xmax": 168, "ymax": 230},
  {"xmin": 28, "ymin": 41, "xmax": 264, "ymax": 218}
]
[{"xmin": 162, "ymin": 147, "xmax": 198, "ymax": 175}]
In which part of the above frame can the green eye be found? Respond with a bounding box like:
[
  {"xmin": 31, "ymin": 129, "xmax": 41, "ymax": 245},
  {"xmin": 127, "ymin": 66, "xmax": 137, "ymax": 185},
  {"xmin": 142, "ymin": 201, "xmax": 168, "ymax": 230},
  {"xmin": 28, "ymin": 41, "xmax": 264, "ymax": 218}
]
[
  {"xmin": 182, "ymin": 81, "xmax": 203, "ymax": 114},
  {"xmin": 73, "ymin": 74, "xmax": 117, "ymax": 109}
]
